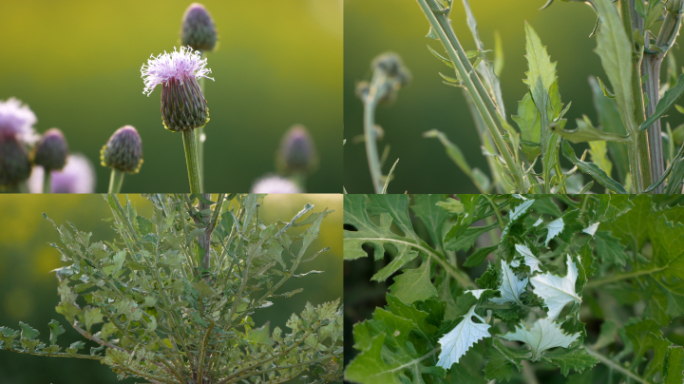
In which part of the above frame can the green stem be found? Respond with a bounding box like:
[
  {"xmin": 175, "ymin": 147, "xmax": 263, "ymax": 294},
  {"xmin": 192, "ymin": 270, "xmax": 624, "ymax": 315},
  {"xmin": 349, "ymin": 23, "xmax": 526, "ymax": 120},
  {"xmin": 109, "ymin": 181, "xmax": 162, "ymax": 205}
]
[
  {"xmin": 182, "ymin": 129, "xmax": 203, "ymax": 193},
  {"xmin": 108, "ymin": 169, "xmax": 125, "ymax": 194},
  {"xmin": 197, "ymin": 53, "xmax": 206, "ymax": 190},
  {"xmin": 416, "ymin": 0, "xmax": 526, "ymax": 192},
  {"xmin": 584, "ymin": 266, "xmax": 665, "ymax": 289},
  {"xmin": 42, "ymin": 170, "xmax": 51, "ymax": 194},
  {"xmin": 483, "ymin": 195, "xmax": 505, "ymax": 229},
  {"xmin": 585, "ymin": 347, "xmax": 653, "ymax": 384},
  {"xmin": 363, "ymin": 97, "xmax": 384, "ymax": 194}
]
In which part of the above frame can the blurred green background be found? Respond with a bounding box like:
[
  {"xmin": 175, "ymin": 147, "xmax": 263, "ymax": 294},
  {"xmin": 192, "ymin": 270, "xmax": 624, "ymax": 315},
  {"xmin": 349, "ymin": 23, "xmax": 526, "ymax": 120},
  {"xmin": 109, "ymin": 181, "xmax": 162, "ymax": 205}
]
[
  {"xmin": 0, "ymin": 194, "xmax": 342, "ymax": 384},
  {"xmin": 0, "ymin": 0, "xmax": 342, "ymax": 193},
  {"xmin": 343, "ymin": 0, "xmax": 684, "ymax": 193}
]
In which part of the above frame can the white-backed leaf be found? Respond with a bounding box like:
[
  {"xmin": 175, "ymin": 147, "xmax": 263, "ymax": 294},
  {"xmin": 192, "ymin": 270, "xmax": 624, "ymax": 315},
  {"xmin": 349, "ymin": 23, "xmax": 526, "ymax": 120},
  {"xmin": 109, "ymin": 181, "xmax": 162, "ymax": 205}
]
[
  {"xmin": 491, "ymin": 260, "xmax": 528, "ymax": 306},
  {"xmin": 545, "ymin": 217, "xmax": 564, "ymax": 246},
  {"xmin": 502, "ymin": 318, "xmax": 580, "ymax": 360},
  {"xmin": 437, "ymin": 305, "xmax": 491, "ymax": 368},
  {"xmin": 515, "ymin": 244, "xmax": 542, "ymax": 273},
  {"xmin": 531, "ymin": 255, "xmax": 582, "ymax": 320}
]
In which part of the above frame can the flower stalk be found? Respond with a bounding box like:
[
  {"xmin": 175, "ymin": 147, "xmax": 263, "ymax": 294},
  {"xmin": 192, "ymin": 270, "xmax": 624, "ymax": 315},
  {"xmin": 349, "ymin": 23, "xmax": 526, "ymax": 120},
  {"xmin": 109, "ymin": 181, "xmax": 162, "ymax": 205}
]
[
  {"xmin": 182, "ymin": 129, "xmax": 202, "ymax": 193},
  {"xmin": 108, "ymin": 169, "xmax": 125, "ymax": 194}
]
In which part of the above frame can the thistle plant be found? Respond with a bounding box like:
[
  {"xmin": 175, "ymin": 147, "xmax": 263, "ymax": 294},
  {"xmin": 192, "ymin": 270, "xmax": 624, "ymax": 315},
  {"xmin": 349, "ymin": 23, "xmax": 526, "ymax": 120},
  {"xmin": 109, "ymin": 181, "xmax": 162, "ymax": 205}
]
[
  {"xmin": 356, "ymin": 0, "xmax": 684, "ymax": 194},
  {"xmin": 142, "ymin": 46, "xmax": 214, "ymax": 194},
  {"xmin": 0, "ymin": 194, "xmax": 343, "ymax": 383},
  {"xmin": 344, "ymin": 194, "xmax": 684, "ymax": 383},
  {"xmin": 101, "ymin": 126, "xmax": 144, "ymax": 194}
]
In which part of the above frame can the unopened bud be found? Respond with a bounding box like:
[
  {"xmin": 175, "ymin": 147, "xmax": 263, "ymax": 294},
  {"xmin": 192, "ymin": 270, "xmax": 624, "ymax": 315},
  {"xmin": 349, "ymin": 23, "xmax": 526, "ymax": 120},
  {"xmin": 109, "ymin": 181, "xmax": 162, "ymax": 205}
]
[
  {"xmin": 34, "ymin": 128, "xmax": 68, "ymax": 171},
  {"xmin": 101, "ymin": 126, "xmax": 143, "ymax": 173},
  {"xmin": 277, "ymin": 125, "xmax": 318, "ymax": 174},
  {"xmin": 0, "ymin": 136, "xmax": 31, "ymax": 187},
  {"xmin": 181, "ymin": 3, "xmax": 218, "ymax": 52}
]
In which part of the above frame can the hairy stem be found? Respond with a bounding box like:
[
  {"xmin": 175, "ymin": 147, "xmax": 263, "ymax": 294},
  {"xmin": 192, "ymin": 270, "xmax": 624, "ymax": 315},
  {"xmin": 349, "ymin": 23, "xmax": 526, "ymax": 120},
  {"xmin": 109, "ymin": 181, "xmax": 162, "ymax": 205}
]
[
  {"xmin": 182, "ymin": 129, "xmax": 203, "ymax": 194},
  {"xmin": 363, "ymin": 71, "xmax": 386, "ymax": 194}
]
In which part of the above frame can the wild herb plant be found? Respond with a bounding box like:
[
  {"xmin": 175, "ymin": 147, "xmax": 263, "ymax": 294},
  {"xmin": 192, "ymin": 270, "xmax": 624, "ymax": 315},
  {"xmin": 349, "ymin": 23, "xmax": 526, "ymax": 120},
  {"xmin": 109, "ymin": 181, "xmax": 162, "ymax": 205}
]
[
  {"xmin": 355, "ymin": 0, "xmax": 684, "ymax": 194},
  {"xmin": 344, "ymin": 194, "xmax": 684, "ymax": 383},
  {"xmin": 0, "ymin": 194, "xmax": 343, "ymax": 384}
]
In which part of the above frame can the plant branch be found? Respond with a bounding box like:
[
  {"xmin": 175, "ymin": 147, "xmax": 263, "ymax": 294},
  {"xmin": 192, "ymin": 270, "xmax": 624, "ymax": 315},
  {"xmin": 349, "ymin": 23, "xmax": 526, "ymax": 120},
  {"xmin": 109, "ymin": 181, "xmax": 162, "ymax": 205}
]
[
  {"xmin": 584, "ymin": 266, "xmax": 665, "ymax": 288},
  {"xmin": 363, "ymin": 72, "xmax": 386, "ymax": 194},
  {"xmin": 415, "ymin": 0, "xmax": 526, "ymax": 192},
  {"xmin": 585, "ymin": 346, "xmax": 653, "ymax": 384}
]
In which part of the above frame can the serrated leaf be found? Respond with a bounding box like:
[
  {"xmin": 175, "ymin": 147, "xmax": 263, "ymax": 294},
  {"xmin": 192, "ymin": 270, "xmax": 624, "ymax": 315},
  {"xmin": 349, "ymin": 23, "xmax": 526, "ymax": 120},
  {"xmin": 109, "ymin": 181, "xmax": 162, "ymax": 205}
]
[
  {"xmin": 666, "ymin": 346, "xmax": 684, "ymax": 384},
  {"xmin": 561, "ymin": 140, "xmax": 627, "ymax": 194},
  {"xmin": 545, "ymin": 217, "xmax": 565, "ymax": 246},
  {"xmin": 48, "ymin": 320, "xmax": 64, "ymax": 346},
  {"xmin": 589, "ymin": 77, "xmax": 630, "ymax": 182},
  {"xmin": 388, "ymin": 262, "xmax": 438, "ymax": 304},
  {"xmin": 411, "ymin": 194, "xmax": 450, "ymax": 249},
  {"xmin": 491, "ymin": 260, "xmax": 528, "ymax": 306},
  {"xmin": 594, "ymin": 0, "xmax": 639, "ymax": 135},
  {"xmin": 463, "ymin": 245, "xmax": 497, "ymax": 267},
  {"xmin": 594, "ymin": 231, "xmax": 627, "ymax": 266},
  {"xmin": 85, "ymin": 308, "xmax": 104, "ymax": 331},
  {"xmin": 437, "ymin": 305, "xmax": 491, "ymax": 368},
  {"xmin": 484, "ymin": 339, "xmax": 526, "ymax": 381},
  {"xmin": 515, "ymin": 244, "xmax": 541, "ymax": 273},
  {"xmin": 19, "ymin": 322, "xmax": 39, "ymax": 340},
  {"xmin": 502, "ymin": 318, "xmax": 580, "ymax": 360},
  {"xmin": 530, "ymin": 255, "xmax": 581, "ymax": 320},
  {"xmin": 542, "ymin": 347, "xmax": 599, "ymax": 376}
]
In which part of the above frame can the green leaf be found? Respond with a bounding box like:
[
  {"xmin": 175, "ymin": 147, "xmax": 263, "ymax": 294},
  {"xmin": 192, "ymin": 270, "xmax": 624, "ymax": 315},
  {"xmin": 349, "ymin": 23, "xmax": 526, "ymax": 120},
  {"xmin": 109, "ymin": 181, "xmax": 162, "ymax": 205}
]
[
  {"xmin": 640, "ymin": 73, "xmax": 684, "ymax": 131},
  {"xmin": 594, "ymin": 0, "xmax": 639, "ymax": 135},
  {"xmin": 589, "ymin": 77, "xmax": 630, "ymax": 182},
  {"xmin": 48, "ymin": 320, "xmax": 65, "ymax": 346},
  {"xmin": 463, "ymin": 245, "xmax": 497, "ymax": 267},
  {"xmin": 388, "ymin": 262, "xmax": 438, "ymax": 304},
  {"xmin": 412, "ymin": 194, "xmax": 450, "ymax": 250},
  {"xmin": 424, "ymin": 130, "xmax": 486, "ymax": 191},
  {"xmin": 554, "ymin": 115, "xmax": 629, "ymax": 143},
  {"xmin": 542, "ymin": 348, "xmax": 599, "ymax": 376},
  {"xmin": 624, "ymin": 319, "xmax": 671, "ymax": 380},
  {"xmin": 66, "ymin": 341, "xmax": 85, "ymax": 357},
  {"xmin": 136, "ymin": 216, "xmax": 154, "ymax": 235},
  {"xmin": 603, "ymin": 195, "xmax": 652, "ymax": 249},
  {"xmin": 593, "ymin": 231, "xmax": 627, "ymax": 266},
  {"xmin": 445, "ymin": 223, "xmax": 497, "ymax": 252},
  {"xmin": 592, "ymin": 320, "xmax": 617, "ymax": 349},
  {"xmin": 512, "ymin": 92, "xmax": 542, "ymax": 162},
  {"xmin": 484, "ymin": 339, "xmax": 526, "ymax": 381},
  {"xmin": 85, "ymin": 308, "xmax": 104, "ymax": 331},
  {"xmin": 19, "ymin": 321, "xmax": 39, "ymax": 340},
  {"xmin": 523, "ymin": 21, "xmax": 557, "ymax": 117},
  {"xmin": 666, "ymin": 346, "xmax": 684, "ymax": 384},
  {"xmin": 561, "ymin": 140, "xmax": 627, "ymax": 194}
]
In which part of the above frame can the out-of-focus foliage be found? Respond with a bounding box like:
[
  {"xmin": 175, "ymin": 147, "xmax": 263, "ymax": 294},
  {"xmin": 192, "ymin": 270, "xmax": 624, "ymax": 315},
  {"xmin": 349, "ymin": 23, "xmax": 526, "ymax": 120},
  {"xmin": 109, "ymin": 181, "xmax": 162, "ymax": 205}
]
[{"xmin": 344, "ymin": 194, "xmax": 684, "ymax": 383}]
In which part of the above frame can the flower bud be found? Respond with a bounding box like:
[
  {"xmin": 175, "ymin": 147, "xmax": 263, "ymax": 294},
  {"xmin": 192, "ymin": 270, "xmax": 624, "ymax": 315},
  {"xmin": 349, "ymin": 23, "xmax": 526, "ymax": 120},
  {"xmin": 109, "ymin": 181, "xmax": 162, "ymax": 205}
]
[
  {"xmin": 181, "ymin": 3, "xmax": 217, "ymax": 52},
  {"xmin": 141, "ymin": 46, "xmax": 213, "ymax": 132},
  {"xmin": 277, "ymin": 125, "xmax": 318, "ymax": 175},
  {"xmin": 372, "ymin": 53, "xmax": 403, "ymax": 77},
  {"xmin": 0, "ymin": 136, "xmax": 31, "ymax": 187},
  {"xmin": 370, "ymin": 52, "xmax": 411, "ymax": 104},
  {"xmin": 101, "ymin": 126, "xmax": 143, "ymax": 173},
  {"xmin": 33, "ymin": 128, "xmax": 68, "ymax": 171},
  {"xmin": 251, "ymin": 175, "xmax": 302, "ymax": 194}
]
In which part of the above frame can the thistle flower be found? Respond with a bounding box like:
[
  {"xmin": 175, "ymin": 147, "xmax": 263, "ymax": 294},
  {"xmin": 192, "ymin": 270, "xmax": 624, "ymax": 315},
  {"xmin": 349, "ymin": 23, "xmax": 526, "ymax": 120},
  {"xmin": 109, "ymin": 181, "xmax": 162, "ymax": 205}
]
[
  {"xmin": 141, "ymin": 46, "xmax": 213, "ymax": 132},
  {"xmin": 277, "ymin": 125, "xmax": 318, "ymax": 175},
  {"xmin": 251, "ymin": 176, "xmax": 302, "ymax": 194},
  {"xmin": 28, "ymin": 154, "xmax": 95, "ymax": 193},
  {"xmin": 0, "ymin": 98, "xmax": 38, "ymax": 187},
  {"xmin": 101, "ymin": 126, "xmax": 143, "ymax": 174},
  {"xmin": 0, "ymin": 98, "xmax": 38, "ymax": 145},
  {"xmin": 34, "ymin": 128, "xmax": 68, "ymax": 171},
  {"xmin": 181, "ymin": 3, "xmax": 217, "ymax": 52}
]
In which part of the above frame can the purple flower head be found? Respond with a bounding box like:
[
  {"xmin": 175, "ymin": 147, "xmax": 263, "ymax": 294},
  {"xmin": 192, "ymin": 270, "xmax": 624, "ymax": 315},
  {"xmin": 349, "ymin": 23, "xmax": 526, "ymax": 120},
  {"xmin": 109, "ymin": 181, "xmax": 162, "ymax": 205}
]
[
  {"xmin": 141, "ymin": 46, "xmax": 213, "ymax": 96},
  {"xmin": 49, "ymin": 154, "xmax": 96, "ymax": 193},
  {"xmin": 0, "ymin": 98, "xmax": 38, "ymax": 145},
  {"xmin": 251, "ymin": 175, "xmax": 302, "ymax": 194}
]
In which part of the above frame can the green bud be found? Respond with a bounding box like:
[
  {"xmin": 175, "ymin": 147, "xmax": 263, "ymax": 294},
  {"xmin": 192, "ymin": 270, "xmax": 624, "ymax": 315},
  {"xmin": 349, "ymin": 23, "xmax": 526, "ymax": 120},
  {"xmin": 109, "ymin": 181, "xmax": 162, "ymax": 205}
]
[
  {"xmin": 161, "ymin": 77, "xmax": 209, "ymax": 132},
  {"xmin": 101, "ymin": 126, "xmax": 143, "ymax": 173},
  {"xmin": 181, "ymin": 3, "xmax": 218, "ymax": 52}
]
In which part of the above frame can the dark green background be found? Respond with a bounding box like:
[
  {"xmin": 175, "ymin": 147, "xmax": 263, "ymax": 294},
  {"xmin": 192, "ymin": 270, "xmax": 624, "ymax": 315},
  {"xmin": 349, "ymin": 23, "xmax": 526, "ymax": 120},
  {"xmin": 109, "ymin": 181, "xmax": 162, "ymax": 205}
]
[
  {"xmin": 0, "ymin": 0, "xmax": 342, "ymax": 193},
  {"xmin": 0, "ymin": 194, "xmax": 343, "ymax": 384},
  {"xmin": 343, "ymin": 0, "xmax": 684, "ymax": 193}
]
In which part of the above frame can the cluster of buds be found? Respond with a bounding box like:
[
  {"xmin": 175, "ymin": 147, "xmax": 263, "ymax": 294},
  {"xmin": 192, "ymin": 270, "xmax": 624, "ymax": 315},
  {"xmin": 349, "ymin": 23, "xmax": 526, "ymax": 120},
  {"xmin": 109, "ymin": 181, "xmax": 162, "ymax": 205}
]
[{"xmin": 357, "ymin": 52, "xmax": 411, "ymax": 105}]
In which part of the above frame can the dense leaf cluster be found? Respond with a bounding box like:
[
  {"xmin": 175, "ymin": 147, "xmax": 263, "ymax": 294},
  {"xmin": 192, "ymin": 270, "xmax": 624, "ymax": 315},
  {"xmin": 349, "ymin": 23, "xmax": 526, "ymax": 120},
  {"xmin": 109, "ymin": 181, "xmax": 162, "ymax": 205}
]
[
  {"xmin": 0, "ymin": 194, "xmax": 342, "ymax": 384},
  {"xmin": 344, "ymin": 194, "xmax": 684, "ymax": 383}
]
